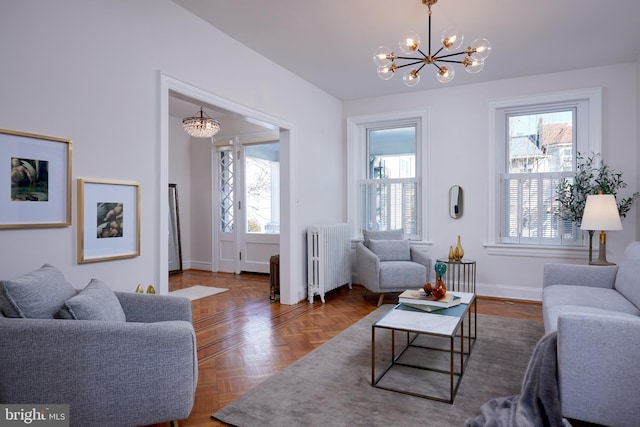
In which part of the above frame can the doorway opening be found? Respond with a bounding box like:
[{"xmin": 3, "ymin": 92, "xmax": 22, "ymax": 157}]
[{"xmin": 159, "ymin": 73, "xmax": 295, "ymax": 304}]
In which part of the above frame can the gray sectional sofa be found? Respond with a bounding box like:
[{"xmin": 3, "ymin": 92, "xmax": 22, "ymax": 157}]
[{"xmin": 542, "ymin": 241, "xmax": 640, "ymax": 427}]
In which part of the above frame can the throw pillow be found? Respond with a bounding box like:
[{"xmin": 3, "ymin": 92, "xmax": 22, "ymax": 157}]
[
  {"xmin": 362, "ymin": 229, "xmax": 404, "ymax": 248},
  {"xmin": 0, "ymin": 264, "xmax": 77, "ymax": 319},
  {"xmin": 368, "ymin": 239, "xmax": 411, "ymax": 261},
  {"xmin": 58, "ymin": 279, "xmax": 126, "ymax": 322}
]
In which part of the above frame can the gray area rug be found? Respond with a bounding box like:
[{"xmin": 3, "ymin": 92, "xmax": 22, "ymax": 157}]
[{"xmin": 212, "ymin": 304, "xmax": 545, "ymax": 427}]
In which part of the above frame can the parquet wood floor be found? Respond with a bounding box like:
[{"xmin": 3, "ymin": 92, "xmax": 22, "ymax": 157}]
[{"xmin": 148, "ymin": 270, "xmax": 542, "ymax": 427}]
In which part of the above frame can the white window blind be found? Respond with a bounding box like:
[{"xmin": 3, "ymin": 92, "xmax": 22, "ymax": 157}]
[
  {"xmin": 360, "ymin": 178, "xmax": 419, "ymax": 237},
  {"xmin": 501, "ymin": 172, "xmax": 580, "ymax": 245}
]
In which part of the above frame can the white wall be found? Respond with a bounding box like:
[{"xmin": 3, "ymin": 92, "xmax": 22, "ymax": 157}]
[
  {"xmin": 168, "ymin": 116, "xmax": 192, "ymax": 268},
  {"xmin": 344, "ymin": 63, "xmax": 639, "ymax": 301},
  {"xmin": 0, "ymin": 0, "xmax": 343, "ymax": 303},
  {"xmin": 189, "ymin": 137, "xmax": 213, "ymax": 271}
]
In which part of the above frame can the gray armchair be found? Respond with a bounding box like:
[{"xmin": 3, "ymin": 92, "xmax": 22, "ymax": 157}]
[
  {"xmin": 0, "ymin": 265, "xmax": 197, "ymax": 427},
  {"xmin": 356, "ymin": 229, "xmax": 431, "ymax": 305}
]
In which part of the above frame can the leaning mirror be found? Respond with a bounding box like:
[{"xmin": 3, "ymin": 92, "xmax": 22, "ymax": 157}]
[
  {"xmin": 168, "ymin": 183, "xmax": 183, "ymax": 274},
  {"xmin": 449, "ymin": 185, "xmax": 463, "ymax": 219}
]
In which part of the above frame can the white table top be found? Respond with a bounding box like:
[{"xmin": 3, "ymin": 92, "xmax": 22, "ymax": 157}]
[{"xmin": 374, "ymin": 292, "xmax": 475, "ymax": 336}]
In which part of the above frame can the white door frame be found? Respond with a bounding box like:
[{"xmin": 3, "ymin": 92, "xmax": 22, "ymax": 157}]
[{"xmin": 158, "ymin": 73, "xmax": 297, "ymax": 304}]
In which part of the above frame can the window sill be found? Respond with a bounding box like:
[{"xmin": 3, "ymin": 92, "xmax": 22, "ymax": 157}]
[{"xmin": 484, "ymin": 243, "xmax": 588, "ymax": 259}]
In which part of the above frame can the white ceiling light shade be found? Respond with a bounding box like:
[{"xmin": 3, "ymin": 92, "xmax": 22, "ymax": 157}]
[
  {"xmin": 182, "ymin": 107, "xmax": 221, "ymax": 138},
  {"xmin": 373, "ymin": 0, "xmax": 492, "ymax": 86}
]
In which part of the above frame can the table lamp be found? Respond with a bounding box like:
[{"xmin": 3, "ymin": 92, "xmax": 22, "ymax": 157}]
[{"xmin": 580, "ymin": 194, "xmax": 622, "ymax": 265}]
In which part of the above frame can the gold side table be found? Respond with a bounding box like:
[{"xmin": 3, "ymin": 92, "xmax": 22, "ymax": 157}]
[{"xmin": 436, "ymin": 258, "xmax": 476, "ymax": 294}]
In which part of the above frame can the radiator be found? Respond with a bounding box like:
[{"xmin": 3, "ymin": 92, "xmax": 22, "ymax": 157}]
[{"xmin": 307, "ymin": 223, "xmax": 352, "ymax": 303}]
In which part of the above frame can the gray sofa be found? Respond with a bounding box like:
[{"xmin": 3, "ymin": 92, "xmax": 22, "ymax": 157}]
[
  {"xmin": 356, "ymin": 229, "xmax": 431, "ymax": 305},
  {"xmin": 0, "ymin": 264, "xmax": 197, "ymax": 427},
  {"xmin": 542, "ymin": 241, "xmax": 640, "ymax": 427}
]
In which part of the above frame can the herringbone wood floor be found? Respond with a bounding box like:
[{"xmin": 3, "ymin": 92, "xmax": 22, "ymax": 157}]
[{"xmin": 149, "ymin": 270, "xmax": 543, "ymax": 427}]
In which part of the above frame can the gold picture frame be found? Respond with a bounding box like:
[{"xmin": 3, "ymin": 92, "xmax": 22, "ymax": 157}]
[
  {"xmin": 0, "ymin": 128, "xmax": 72, "ymax": 228},
  {"xmin": 77, "ymin": 178, "xmax": 140, "ymax": 263}
]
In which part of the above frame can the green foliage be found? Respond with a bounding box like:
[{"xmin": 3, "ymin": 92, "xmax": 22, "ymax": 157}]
[
  {"xmin": 247, "ymin": 218, "xmax": 262, "ymax": 233},
  {"xmin": 556, "ymin": 153, "xmax": 640, "ymax": 226}
]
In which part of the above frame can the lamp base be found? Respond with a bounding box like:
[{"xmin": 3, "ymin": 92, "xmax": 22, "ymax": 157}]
[
  {"xmin": 589, "ymin": 259, "xmax": 616, "ymax": 266},
  {"xmin": 588, "ymin": 236, "xmax": 616, "ymax": 266}
]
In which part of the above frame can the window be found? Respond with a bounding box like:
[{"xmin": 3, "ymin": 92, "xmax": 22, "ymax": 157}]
[
  {"xmin": 489, "ymin": 88, "xmax": 601, "ymax": 252},
  {"xmin": 218, "ymin": 146, "xmax": 234, "ymax": 232},
  {"xmin": 244, "ymin": 143, "xmax": 280, "ymax": 234},
  {"xmin": 348, "ymin": 111, "xmax": 426, "ymax": 241},
  {"xmin": 362, "ymin": 126, "xmax": 418, "ymax": 235}
]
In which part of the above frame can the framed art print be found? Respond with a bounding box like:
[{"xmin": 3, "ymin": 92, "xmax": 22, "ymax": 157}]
[
  {"xmin": 0, "ymin": 128, "xmax": 72, "ymax": 228},
  {"xmin": 77, "ymin": 178, "xmax": 140, "ymax": 263}
]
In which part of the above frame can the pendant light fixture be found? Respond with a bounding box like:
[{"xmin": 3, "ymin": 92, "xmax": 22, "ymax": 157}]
[
  {"xmin": 373, "ymin": 0, "xmax": 491, "ymax": 85},
  {"xmin": 182, "ymin": 107, "xmax": 221, "ymax": 138}
]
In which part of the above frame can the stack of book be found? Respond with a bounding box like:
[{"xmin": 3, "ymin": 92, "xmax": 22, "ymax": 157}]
[{"xmin": 398, "ymin": 290, "xmax": 462, "ymax": 312}]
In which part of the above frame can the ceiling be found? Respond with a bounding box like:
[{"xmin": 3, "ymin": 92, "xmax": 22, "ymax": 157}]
[
  {"xmin": 172, "ymin": 0, "xmax": 640, "ymax": 102},
  {"xmin": 169, "ymin": 92, "xmax": 274, "ymax": 139}
]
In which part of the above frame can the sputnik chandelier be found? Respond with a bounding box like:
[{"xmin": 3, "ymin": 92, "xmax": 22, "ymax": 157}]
[
  {"xmin": 182, "ymin": 107, "xmax": 221, "ymax": 138},
  {"xmin": 373, "ymin": 0, "xmax": 491, "ymax": 85}
]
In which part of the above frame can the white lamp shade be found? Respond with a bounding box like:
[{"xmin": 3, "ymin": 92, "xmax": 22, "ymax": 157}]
[{"xmin": 580, "ymin": 194, "xmax": 622, "ymax": 231}]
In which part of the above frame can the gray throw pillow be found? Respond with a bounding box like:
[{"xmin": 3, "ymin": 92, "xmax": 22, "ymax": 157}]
[
  {"xmin": 362, "ymin": 229, "xmax": 404, "ymax": 248},
  {"xmin": 58, "ymin": 279, "xmax": 126, "ymax": 322},
  {"xmin": 0, "ymin": 264, "xmax": 77, "ymax": 319},
  {"xmin": 368, "ymin": 239, "xmax": 411, "ymax": 261}
]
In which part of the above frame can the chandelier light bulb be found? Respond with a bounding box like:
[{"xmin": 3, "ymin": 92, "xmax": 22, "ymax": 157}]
[
  {"xmin": 436, "ymin": 66, "xmax": 455, "ymax": 83},
  {"xmin": 463, "ymin": 56, "xmax": 484, "ymax": 74},
  {"xmin": 403, "ymin": 69, "xmax": 421, "ymax": 87},
  {"xmin": 469, "ymin": 38, "xmax": 492, "ymax": 60},
  {"xmin": 441, "ymin": 29, "xmax": 464, "ymax": 51},
  {"xmin": 377, "ymin": 63, "xmax": 397, "ymax": 80},
  {"xmin": 373, "ymin": 46, "xmax": 394, "ymax": 67},
  {"xmin": 399, "ymin": 31, "xmax": 421, "ymax": 55}
]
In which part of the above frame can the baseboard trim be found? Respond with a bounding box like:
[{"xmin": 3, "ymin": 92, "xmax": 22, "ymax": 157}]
[
  {"xmin": 351, "ymin": 272, "xmax": 541, "ymax": 302},
  {"xmin": 476, "ymin": 282, "xmax": 542, "ymax": 302},
  {"xmin": 185, "ymin": 261, "xmax": 212, "ymax": 271}
]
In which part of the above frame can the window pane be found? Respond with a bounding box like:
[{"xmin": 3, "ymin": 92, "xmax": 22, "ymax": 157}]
[
  {"xmin": 245, "ymin": 143, "xmax": 280, "ymax": 234},
  {"xmin": 361, "ymin": 123, "xmax": 419, "ymax": 237},
  {"xmin": 501, "ymin": 108, "xmax": 581, "ymax": 245},
  {"xmin": 507, "ymin": 110, "xmax": 574, "ymax": 173},
  {"xmin": 368, "ymin": 127, "xmax": 416, "ymax": 179},
  {"xmin": 218, "ymin": 148, "xmax": 234, "ymax": 232}
]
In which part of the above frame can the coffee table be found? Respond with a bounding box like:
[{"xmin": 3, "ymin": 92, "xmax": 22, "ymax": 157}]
[{"xmin": 371, "ymin": 292, "xmax": 476, "ymax": 403}]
